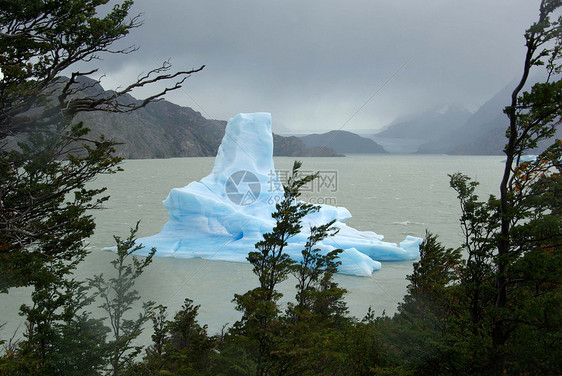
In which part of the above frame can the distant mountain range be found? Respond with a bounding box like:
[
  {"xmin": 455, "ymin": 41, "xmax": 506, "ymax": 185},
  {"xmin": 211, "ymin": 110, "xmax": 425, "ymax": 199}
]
[
  {"xmin": 299, "ymin": 130, "xmax": 387, "ymax": 154},
  {"xmin": 48, "ymin": 75, "xmax": 559, "ymax": 158},
  {"xmin": 371, "ymin": 105, "xmax": 473, "ymax": 154},
  {"xmin": 372, "ymin": 73, "xmax": 561, "ymax": 155},
  {"xmin": 67, "ymin": 78, "xmax": 341, "ymax": 158},
  {"xmin": 376, "ymin": 105, "xmax": 473, "ymax": 141},
  {"xmin": 415, "ymin": 87, "xmax": 512, "ymax": 155}
]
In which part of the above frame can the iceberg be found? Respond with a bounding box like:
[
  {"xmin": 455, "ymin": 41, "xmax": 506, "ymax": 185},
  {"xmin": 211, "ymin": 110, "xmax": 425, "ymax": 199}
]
[
  {"xmin": 502, "ymin": 155, "xmax": 537, "ymax": 163},
  {"xmin": 129, "ymin": 113, "xmax": 422, "ymax": 276}
]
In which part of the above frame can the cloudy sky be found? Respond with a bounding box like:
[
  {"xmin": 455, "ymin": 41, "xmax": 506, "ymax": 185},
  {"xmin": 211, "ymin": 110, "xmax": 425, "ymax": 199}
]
[{"xmin": 91, "ymin": 0, "xmax": 541, "ymax": 134}]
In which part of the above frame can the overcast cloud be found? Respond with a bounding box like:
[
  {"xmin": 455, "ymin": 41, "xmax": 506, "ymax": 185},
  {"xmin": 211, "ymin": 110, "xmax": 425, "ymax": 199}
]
[{"xmin": 88, "ymin": 0, "xmax": 541, "ymax": 133}]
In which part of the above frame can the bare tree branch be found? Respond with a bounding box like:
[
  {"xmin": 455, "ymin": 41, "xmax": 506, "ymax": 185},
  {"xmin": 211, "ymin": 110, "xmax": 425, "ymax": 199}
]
[{"xmin": 62, "ymin": 64, "xmax": 205, "ymax": 116}]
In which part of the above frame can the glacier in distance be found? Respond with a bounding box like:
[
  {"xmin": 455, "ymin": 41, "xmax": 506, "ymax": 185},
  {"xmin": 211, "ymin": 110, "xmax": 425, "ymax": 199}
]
[{"xmin": 129, "ymin": 113, "xmax": 422, "ymax": 276}]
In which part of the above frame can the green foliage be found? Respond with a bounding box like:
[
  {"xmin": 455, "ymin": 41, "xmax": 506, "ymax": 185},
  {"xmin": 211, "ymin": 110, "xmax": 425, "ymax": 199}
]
[
  {"xmin": 290, "ymin": 220, "xmax": 347, "ymax": 323},
  {"xmin": 89, "ymin": 222, "xmax": 156, "ymax": 375},
  {"xmin": 0, "ymin": 0, "xmax": 200, "ymax": 293},
  {"xmin": 388, "ymin": 234, "xmax": 468, "ymax": 376},
  {"xmin": 449, "ymin": 174, "xmax": 498, "ymax": 329},
  {"xmin": 0, "ymin": 120, "xmax": 122, "ymax": 292},
  {"xmin": 246, "ymin": 161, "xmax": 318, "ymax": 299},
  {"xmin": 1, "ymin": 0, "xmax": 202, "ymax": 374},
  {"xmin": 230, "ymin": 161, "xmax": 320, "ymax": 375},
  {"xmin": 493, "ymin": 2, "xmax": 562, "ymax": 372},
  {"xmin": 398, "ymin": 232, "xmax": 462, "ymax": 320},
  {"xmin": 0, "ymin": 261, "xmax": 109, "ymax": 375},
  {"xmin": 165, "ymin": 299, "xmax": 215, "ymax": 375},
  {"xmin": 147, "ymin": 304, "xmax": 168, "ymax": 360},
  {"xmin": 381, "ymin": 2, "xmax": 562, "ymax": 375},
  {"xmin": 127, "ymin": 300, "xmax": 216, "ymax": 376},
  {"xmin": 223, "ymin": 161, "xmax": 354, "ymax": 376},
  {"xmin": 2, "ymin": 0, "xmax": 560, "ymax": 375},
  {"xmin": 339, "ymin": 313, "xmax": 410, "ymax": 376},
  {"xmin": 0, "ymin": 0, "xmax": 201, "ymax": 136},
  {"xmin": 0, "ymin": 115, "xmax": 119, "ymax": 375},
  {"xmin": 0, "ymin": 0, "xmax": 136, "ymax": 135}
]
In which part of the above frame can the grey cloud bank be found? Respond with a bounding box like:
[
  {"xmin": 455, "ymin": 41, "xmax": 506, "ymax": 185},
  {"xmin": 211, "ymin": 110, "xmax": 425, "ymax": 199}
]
[{"xmin": 89, "ymin": 0, "xmax": 539, "ymax": 133}]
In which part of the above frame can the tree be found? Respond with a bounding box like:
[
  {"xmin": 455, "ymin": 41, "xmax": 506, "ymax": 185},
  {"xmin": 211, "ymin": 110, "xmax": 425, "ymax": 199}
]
[
  {"xmin": 0, "ymin": 274, "xmax": 110, "ymax": 375},
  {"xmin": 0, "ymin": 0, "xmax": 203, "ymax": 137},
  {"xmin": 230, "ymin": 161, "xmax": 317, "ymax": 375},
  {"xmin": 257, "ymin": 221, "xmax": 349, "ymax": 376},
  {"xmin": 123, "ymin": 300, "xmax": 216, "ymax": 376},
  {"xmin": 220, "ymin": 162, "xmax": 354, "ymax": 376},
  {"xmin": 246, "ymin": 161, "xmax": 318, "ymax": 301},
  {"xmin": 0, "ymin": 1, "xmax": 203, "ymax": 373},
  {"xmin": 494, "ymin": 0, "xmax": 561, "ymax": 354},
  {"xmin": 290, "ymin": 220, "xmax": 347, "ymax": 322},
  {"xmin": 338, "ymin": 311, "xmax": 409, "ymax": 376},
  {"xmin": 387, "ymin": 2, "xmax": 562, "ymax": 374},
  {"xmin": 390, "ymin": 233, "xmax": 467, "ymax": 375},
  {"xmin": 481, "ymin": 1, "xmax": 562, "ymax": 372},
  {"xmin": 227, "ymin": 161, "xmax": 351, "ymax": 376},
  {"xmin": 162, "ymin": 299, "xmax": 215, "ymax": 375},
  {"xmin": 0, "ymin": 0, "xmax": 203, "ymax": 292},
  {"xmin": 89, "ymin": 223, "xmax": 156, "ymax": 376},
  {"xmin": 0, "ymin": 123, "xmax": 122, "ymax": 292}
]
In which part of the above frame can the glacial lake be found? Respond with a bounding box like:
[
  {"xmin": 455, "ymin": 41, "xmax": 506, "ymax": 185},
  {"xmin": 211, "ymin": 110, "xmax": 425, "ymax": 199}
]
[{"xmin": 1, "ymin": 155, "xmax": 505, "ymax": 336}]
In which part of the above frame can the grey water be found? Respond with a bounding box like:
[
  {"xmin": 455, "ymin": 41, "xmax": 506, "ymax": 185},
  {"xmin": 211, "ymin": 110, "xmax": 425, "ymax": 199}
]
[{"xmin": 1, "ymin": 155, "xmax": 505, "ymax": 336}]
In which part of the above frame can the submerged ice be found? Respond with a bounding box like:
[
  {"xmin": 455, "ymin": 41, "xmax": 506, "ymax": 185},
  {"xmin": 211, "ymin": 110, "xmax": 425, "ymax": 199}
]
[{"xmin": 129, "ymin": 113, "xmax": 422, "ymax": 277}]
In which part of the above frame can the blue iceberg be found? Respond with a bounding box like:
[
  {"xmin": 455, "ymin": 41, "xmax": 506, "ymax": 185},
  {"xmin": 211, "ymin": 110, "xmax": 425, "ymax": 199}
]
[{"xmin": 130, "ymin": 113, "xmax": 421, "ymax": 276}]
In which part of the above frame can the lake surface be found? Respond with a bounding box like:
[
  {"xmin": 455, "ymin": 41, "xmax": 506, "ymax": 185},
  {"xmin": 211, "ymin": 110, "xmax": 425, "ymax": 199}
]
[{"xmin": 1, "ymin": 155, "xmax": 506, "ymax": 335}]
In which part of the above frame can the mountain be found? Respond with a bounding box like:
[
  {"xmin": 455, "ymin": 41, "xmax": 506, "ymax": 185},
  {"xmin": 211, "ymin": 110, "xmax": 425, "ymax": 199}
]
[
  {"xmin": 272, "ymin": 134, "xmax": 342, "ymax": 157},
  {"xmin": 66, "ymin": 78, "xmax": 339, "ymax": 158},
  {"xmin": 376, "ymin": 105, "xmax": 473, "ymax": 140},
  {"xmin": 417, "ymin": 86, "xmax": 512, "ymax": 155},
  {"xmin": 371, "ymin": 105, "xmax": 472, "ymax": 154},
  {"xmin": 417, "ymin": 72, "xmax": 560, "ymax": 155},
  {"xmin": 299, "ymin": 130, "xmax": 387, "ymax": 154},
  {"xmin": 76, "ymin": 99, "xmax": 226, "ymax": 159}
]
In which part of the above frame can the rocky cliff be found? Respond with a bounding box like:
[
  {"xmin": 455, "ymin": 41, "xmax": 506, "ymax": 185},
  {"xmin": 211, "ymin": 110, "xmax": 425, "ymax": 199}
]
[{"xmin": 71, "ymin": 78, "xmax": 338, "ymax": 158}]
